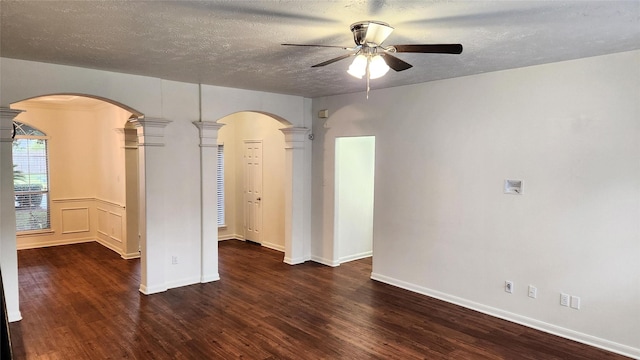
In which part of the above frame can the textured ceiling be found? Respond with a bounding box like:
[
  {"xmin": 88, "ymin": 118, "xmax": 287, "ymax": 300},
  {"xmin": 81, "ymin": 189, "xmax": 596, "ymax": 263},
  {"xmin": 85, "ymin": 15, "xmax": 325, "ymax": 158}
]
[{"xmin": 1, "ymin": 1, "xmax": 639, "ymax": 98}]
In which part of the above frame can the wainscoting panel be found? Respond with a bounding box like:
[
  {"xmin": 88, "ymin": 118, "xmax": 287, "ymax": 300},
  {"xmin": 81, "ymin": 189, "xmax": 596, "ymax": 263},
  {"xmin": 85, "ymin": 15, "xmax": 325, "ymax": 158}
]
[
  {"xmin": 95, "ymin": 199, "xmax": 126, "ymax": 256},
  {"xmin": 97, "ymin": 208, "xmax": 109, "ymax": 236},
  {"xmin": 109, "ymin": 212, "xmax": 123, "ymax": 243},
  {"xmin": 61, "ymin": 207, "xmax": 90, "ymax": 234},
  {"xmin": 18, "ymin": 197, "xmax": 129, "ymax": 258}
]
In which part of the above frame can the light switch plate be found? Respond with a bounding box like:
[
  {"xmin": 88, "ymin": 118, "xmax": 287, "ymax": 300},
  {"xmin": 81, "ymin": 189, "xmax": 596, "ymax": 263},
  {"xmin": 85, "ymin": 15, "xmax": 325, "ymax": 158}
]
[{"xmin": 570, "ymin": 296, "xmax": 581, "ymax": 310}]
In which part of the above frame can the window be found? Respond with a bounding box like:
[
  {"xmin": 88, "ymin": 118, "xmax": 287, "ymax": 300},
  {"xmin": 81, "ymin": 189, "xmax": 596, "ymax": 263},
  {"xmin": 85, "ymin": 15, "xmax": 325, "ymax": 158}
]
[
  {"xmin": 217, "ymin": 144, "xmax": 225, "ymax": 226},
  {"xmin": 13, "ymin": 122, "xmax": 50, "ymax": 232}
]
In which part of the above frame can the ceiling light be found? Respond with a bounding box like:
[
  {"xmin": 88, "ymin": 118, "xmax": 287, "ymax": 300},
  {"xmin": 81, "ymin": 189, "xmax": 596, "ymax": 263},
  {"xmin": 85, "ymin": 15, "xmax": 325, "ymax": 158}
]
[
  {"xmin": 347, "ymin": 55, "xmax": 367, "ymax": 79},
  {"xmin": 369, "ymin": 55, "xmax": 390, "ymax": 79}
]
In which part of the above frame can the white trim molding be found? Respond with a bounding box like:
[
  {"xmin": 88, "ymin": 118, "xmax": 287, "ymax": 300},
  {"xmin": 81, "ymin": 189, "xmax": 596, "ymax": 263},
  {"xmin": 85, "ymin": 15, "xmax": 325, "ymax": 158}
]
[
  {"xmin": 16, "ymin": 237, "xmax": 94, "ymax": 250},
  {"xmin": 339, "ymin": 251, "xmax": 372, "ymax": 264},
  {"xmin": 131, "ymin": 117, "xmax": 171, "ymax": 147},
  {"xmin": 60, "ymin": 207, "xmax": 90, "ymax": 234},
  {"xmin": 310, "ymin": 255, "xmax": 340, "ymax": 267},
  {"xmin": 261, "ymin": 241, "xmax": 285, "ymax": 253}
]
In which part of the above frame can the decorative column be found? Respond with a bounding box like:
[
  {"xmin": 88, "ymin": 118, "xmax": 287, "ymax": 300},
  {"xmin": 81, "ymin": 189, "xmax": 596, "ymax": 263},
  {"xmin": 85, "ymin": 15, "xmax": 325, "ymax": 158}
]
[
  {"xmin": 0, "ymin": 108, "xmax": 24, "ymax": 321},
  {"xmin": 122, "ymin": 125, "xmax": 140, "ymax": 259},
  {"xmin": 280, "ymin": 127, "xmax": 310, "ymax": 265},
  {"xmin": 131, "ymin": 117, "xmax": 171, "ymax": 295},
  {"xmin": 192, "ymin": 121, "xmax": 224, "ymax": 283}
]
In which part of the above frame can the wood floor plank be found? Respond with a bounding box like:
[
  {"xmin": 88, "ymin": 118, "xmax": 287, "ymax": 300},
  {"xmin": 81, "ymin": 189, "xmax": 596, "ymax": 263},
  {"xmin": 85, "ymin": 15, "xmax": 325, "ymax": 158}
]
[{"xmin": 8, "ymin": 241, "xmax": 631, "ymax": 359}]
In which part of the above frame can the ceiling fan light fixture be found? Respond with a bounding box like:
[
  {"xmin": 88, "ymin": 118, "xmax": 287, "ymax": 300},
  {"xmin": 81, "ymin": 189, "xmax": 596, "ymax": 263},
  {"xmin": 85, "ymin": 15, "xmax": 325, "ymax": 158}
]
[
  {"xmin": 347, "ymin": 54, "xmax": 367, "ymax": 79},
  {"xmin": 369, "ymin": 55, "xmax": 390, "ymax": 79}
]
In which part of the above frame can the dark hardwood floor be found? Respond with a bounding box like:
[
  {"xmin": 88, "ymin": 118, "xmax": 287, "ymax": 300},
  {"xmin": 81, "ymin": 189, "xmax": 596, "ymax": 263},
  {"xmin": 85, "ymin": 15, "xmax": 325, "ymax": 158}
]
[{"xmin": 9, "ymin": 241, "xmax": 629, "ymax": 359}]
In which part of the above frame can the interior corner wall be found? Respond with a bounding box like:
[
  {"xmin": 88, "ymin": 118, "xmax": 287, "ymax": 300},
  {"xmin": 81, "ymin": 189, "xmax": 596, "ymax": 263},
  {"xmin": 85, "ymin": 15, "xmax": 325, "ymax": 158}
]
[
  {"xmin": 310, "ymin": 50, "xmax": 640, "ymax": 357},
  {"xmin": 92, "ymin": 104, "xmax": 131, "ymax": 254},
  {"xmin": 94, "ymin": 104, "xmax": 130, "ymax": 206},
  {"xmin": 218, "ymin": 112, "xmax": 286, "ymax": 251}
]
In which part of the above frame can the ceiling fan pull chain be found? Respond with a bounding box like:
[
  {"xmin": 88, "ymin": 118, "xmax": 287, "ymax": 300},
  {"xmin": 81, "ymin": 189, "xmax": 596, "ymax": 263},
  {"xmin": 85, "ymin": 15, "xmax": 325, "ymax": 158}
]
[{"xmin": 366, "ymin": 57, "xmax": 371, "ymax": 99}]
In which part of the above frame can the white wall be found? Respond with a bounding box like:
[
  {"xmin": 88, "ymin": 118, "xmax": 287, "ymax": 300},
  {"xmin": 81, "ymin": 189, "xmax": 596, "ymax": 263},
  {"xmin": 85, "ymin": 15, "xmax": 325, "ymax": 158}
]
[
  {"xmin": 218, "ymin": 112, "xmax": 287, "ymax": 252},
  {"xmin": 335, "ymin": 136, "xmax": 375, "ymax": 263},
  {"xmin": 311, "ymin": 50, "xmax": 640, "ymax": 357}
]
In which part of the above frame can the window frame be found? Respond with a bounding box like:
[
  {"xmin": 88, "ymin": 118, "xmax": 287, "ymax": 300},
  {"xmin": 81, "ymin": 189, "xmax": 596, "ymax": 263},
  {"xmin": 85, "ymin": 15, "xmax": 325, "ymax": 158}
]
[{"xmin": 12, "ymin": 122, "xmax": 51, "ymax": 233}]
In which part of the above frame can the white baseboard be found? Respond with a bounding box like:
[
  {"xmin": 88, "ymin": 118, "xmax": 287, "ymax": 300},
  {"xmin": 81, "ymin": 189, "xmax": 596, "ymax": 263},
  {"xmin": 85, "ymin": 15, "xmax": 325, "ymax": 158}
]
[
  {"xmin": 8, "ymin": 310, "xmax": 22, "ymax": 323},
  {"xmin": 310, "ymin": 255, "xmax": 340, "ymax": 267},
  {"xmin": 139, "ymin": 283, "xmax": 167, "ymax": 295},
  {"xmin": 201, "ymin": 273, "xmax": 220, "ymax": 283},
  {"xmin": 16, "ymin": 237, "xmax": 94, "ymax": 250},
  {"xmin": 370, "ymin": 272, "xmax": 640, "ymax": 359},
  {"xmin": 95, "ymin": 237, "xmax": 123, "ymax": 257},
  {"xmin": 218, "ymin": 234, "xmax": 244, "ymax": 241},
  {"xmin": 261, "ymin": 241, "xmax": 284, "ymax": 252},
  {"xmin": 284, "ymin": 256, "xmax": 308, "ymax": 265},
  {"xmin": 165, "ymin": 276, "xmax": 202, "ymax": 290},
  {"xmin": 339, "ymin": 251, "xmax": 372, "ymax": 264},
  {"xmin": 121, "ymin": 251, "xmax": 140, "ymax": 260}
]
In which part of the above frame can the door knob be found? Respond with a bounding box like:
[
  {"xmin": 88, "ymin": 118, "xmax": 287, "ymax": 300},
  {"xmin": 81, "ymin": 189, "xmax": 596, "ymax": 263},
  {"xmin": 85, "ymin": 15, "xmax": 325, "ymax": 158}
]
[{"xmin": 257, "ymin": 197, "xmax": 261, "ymax": 201}]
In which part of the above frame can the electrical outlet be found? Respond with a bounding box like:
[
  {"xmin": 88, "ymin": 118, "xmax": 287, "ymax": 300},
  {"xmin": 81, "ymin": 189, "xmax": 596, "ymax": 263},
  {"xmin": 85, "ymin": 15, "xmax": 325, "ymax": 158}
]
[
  {"xmin": 171, "ymin": 256, "xmax": 178, "ymax": 265},
  {"xmin": 560, "ymin": 293, "xmax": 570, "ymax": 306},
  {"xmin": 505, "ymin": 281, "xmax": 514, "ymax": 294},
  {"xmin": 528, "ymin": 285, "xmax": 537, "ymax": 299},
  {"xmin": 570, "ymin": 296, "xmax": 581, "ymax": 310}
]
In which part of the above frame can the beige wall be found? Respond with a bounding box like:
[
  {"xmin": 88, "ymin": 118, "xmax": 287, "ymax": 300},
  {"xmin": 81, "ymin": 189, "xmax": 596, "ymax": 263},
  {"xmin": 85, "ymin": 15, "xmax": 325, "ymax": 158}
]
[
  {"xmin": 11, "ymin": 99, "xmax": 133, "ymax": 255},
  {"xmin": 218, "ymin": 112, "xmax": 286, "ymax": 252}
]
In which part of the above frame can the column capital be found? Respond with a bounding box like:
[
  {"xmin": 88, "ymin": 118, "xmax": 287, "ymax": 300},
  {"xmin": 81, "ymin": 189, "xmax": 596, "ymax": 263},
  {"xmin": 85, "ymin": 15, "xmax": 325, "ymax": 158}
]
[
  {"xmin": 0, "ymin": 108, "xmax": 24, "ymax": 142},
  {"xmin": 130, "ymin": 117, "xmax": 172, "ymax": 130},
  {"xmin": 129, "ymin": 117, "xmax": 172, "ymax": 147},
  {"xmin": 113, "ymin": 128, "xmax": 139, "ymax": 149},
  {"xmin": 280, "ymin": 127, "xmax": 309, "ymax": 149},
  {"xmin": 192, "ymin": 121, "xmax": 224, "ymax": 147},
  {"xmin": 0, "ymin": 107, "xmax": 24, "ymax": 120}
]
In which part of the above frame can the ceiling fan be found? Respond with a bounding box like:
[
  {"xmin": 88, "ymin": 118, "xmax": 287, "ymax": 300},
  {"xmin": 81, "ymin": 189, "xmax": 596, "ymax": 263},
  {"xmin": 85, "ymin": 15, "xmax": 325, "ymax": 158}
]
[{"xmin": 283, "ymin": 20, "xmax": 463, "ymax": 97}]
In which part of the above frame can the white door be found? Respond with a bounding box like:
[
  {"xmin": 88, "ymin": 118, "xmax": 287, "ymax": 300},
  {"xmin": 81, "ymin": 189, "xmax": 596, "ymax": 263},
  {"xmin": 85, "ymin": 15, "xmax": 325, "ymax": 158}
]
[{"xmin": 244, "ymin": 141, "xmax": 263, "ymax": 243}]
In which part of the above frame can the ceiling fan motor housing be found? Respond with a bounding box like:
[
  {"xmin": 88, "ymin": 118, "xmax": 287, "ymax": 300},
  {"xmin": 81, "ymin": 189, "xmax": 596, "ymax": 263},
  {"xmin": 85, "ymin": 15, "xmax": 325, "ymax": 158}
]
[{"xmin": 350, "ymin": 21, "xmax": 392, "ymax": 46}]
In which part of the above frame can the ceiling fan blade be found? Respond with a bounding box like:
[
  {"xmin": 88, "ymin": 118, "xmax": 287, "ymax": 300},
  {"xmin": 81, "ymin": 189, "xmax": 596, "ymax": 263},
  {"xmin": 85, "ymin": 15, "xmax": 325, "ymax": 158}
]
[
  {"xmin": 282, "ymin": 43, "xmax": 353, "ymax": 50},
  {"xmin": 391, "ymin": 44, "xmax": 463, "ymax": 54},
  {"xmin": 380, "ymin": 53, "xmax": 413, "ymax": 72},
  {"xmin": 311, "ymin": 53, "xmax": 355, "ymax": 68},
  {"xmin": 364, "ymin": 22, "xmax": 394, "ymax": 45}
]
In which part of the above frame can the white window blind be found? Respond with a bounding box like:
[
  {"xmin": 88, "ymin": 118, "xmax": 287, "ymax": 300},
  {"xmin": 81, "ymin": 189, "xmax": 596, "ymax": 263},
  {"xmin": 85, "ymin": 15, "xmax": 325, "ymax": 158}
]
[
  {"xmin": 217, "ymin": 144, "xmax": 225, "ymax": 226},
  {"xmin": 13, "ymin": 122, "xmax": 51, "ymax": 232}
]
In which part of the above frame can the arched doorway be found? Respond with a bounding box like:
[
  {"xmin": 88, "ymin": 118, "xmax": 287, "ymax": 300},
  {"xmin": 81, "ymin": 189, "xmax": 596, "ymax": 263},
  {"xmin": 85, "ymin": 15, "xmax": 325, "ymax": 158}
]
[
  {"xmin": 0, "ymin": 94, "xmax": 148, "ymax": 321},
  {"xmin": 217, "ymin": 111, "xmax": 288, "ymax": 253},
  {"xmin": 193, "ymin": 111, "xmax": 309, "ymax": 266},
  {"xmin": 2, "ymin": 79, "xmax": 312, "ymax": 322},
  {"xmin": 10, "ymin": 95, "xmax": 140, "ymax": 259}
]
